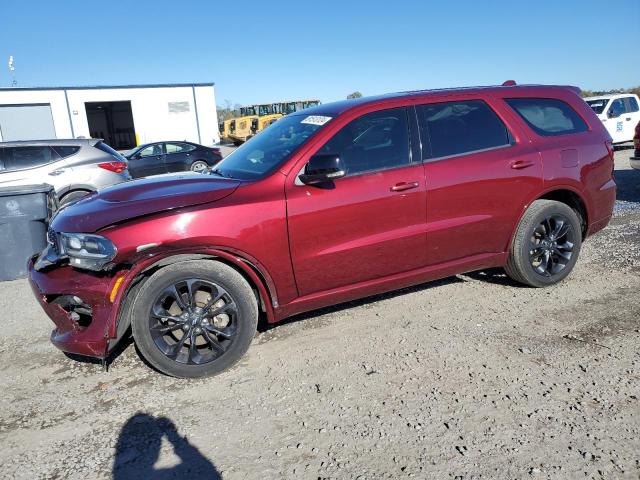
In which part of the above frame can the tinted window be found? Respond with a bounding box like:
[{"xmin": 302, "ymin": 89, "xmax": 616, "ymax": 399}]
[
  {"xmin": 316, "ymin": 107, "xmax": 410, "ymax": 175},
  {"xmin": 418, "ymin": 100, "xmax": 510, "ymax": 159},
  {"xmin": 165, "ymin": 142, "xmax": 196, "ymax": 154},
  {"xmin": 52, "ymin": 146, "xmax": 80, "ymax": 158},
  {"xmin": 0, "ymin": 146, "xmax": 60, "ymax": 172},
  {"xmin": 624, "ymin": 96, "xmax": 639, "ymax": 113},
  {"xmin": 96, "ymin": 141, "xmax": 127, "ymax": 161},
  {"xmin": 507, "ymin": 98, "xmax": 588, "ymax": 136}
]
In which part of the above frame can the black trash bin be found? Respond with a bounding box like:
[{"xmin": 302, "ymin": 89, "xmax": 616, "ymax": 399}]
[{"xmin": 0, "ymin": 184, "xmax": 57, "ymax": 281}]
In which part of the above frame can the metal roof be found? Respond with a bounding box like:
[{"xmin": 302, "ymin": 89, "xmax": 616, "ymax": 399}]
[{"xmin": 0, "ymin": 82, "xmax": 215, "ymax": 92}]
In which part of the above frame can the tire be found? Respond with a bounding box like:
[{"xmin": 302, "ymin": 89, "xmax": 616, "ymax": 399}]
[
  {"xmin": 59, "ymin": 189, "xmax": 91, "ymax": 207},
  {"xmin": 130, "ymin": 260, "xmax": 258, "ymax": 378},
  {"xmin": 190, "ymin": 160, "xmax": 209, "ymax": 174},
  {"xmin": 505, "ymin": 199, "xmax": 582, "ymax": 287}
]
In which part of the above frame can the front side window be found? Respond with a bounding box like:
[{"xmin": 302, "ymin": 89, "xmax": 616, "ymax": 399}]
[
  {"xmin": 418, "ymin": 100, "xmax": 511, "ymax": 159},
  {"xmin": 608, "ymin": 99, "xmax": 626, "ymax": 117},
  {"xmin": 0, "ymin": 146, "xmax": 60, "ymax": 172},
  {"xmin": 506, "ymin": 98, "xmax": 588, "ymax": 136},
  {"xmin": 139, "ymin": 144, "xmax": 163, "ymax": 157},
  {"xmin": 315, "ymin": 107, "xmax": 410, "ymax": 176},
  {"xmin": 165, "ymin": 142, "xmax": 195, "ymax": 154}
]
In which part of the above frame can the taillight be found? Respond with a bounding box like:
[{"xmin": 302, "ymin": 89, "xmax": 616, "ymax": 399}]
[
  {"xmin": 98, "ymin": 161, "xmax": 128, "ymax": 173},
  {"xmin": 211, "ymin": 148, "xmax": 221, "ymax": 155},
  {"xmin": 605, "ymin": 139, "xmax": 614, "ymax": 159}
]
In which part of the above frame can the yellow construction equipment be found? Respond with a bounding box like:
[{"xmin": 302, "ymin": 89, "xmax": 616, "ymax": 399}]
[{"xmin": 221, "ymin": 100, "xmax": 321, "ymax": 145}]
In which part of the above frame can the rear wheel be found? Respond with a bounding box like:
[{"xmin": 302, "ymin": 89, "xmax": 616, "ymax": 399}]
[
  {"xmin": 505, "ymin": 200, "xmax": 582, "ymax": 287},
  {"xmin": 131, "ymin": 261, "xmax": 258, "ymax": 378},
  {"xmin": 190, "ymin": 160, "xmax": 209, "ymax": 173}
]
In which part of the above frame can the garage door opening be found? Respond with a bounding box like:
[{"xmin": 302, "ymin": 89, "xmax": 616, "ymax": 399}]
[{"xmin": 85, "ymin": 101, "xmax": 136, "ymax": 149}]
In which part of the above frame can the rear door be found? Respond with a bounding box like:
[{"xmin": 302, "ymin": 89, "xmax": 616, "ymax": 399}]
[
  {"xmin": 417, "ymin": 97, "xmax": 543, "ymax": 265},
  {"xmin": 128, "ymin": 143, "xmax": 165, "ymax": 177},
  {"xmin": 286, "ymin": 106, "xmax": 428, "ymax": 296},
  {"xmin": 164, "ymin": 142, "xmax": 196, "ymax": 172}
]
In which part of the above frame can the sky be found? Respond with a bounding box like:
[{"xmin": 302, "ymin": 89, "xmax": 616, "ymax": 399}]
[{"xmin": 0, "ymin": 0, "xmax": 637, "ymax": 106}]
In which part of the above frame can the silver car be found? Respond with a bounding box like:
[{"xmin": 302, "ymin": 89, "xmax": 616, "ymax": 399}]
[{"xmin": 0, "ymin": 139, "xmax": 131, "ymax": 205}]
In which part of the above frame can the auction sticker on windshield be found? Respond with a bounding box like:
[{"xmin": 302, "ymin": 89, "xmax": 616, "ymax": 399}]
[{"xmin": 301, "ymin": 115, "xmax": 332, "ymax": 126}]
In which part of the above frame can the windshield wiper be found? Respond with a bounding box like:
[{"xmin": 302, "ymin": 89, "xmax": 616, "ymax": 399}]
[{"xmin": 210, "ymin": 168, "xmax": 228, "ymax": 178}]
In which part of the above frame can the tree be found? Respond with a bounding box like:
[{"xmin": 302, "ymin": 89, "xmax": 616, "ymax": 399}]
[
  {"xmin": 216, "ymin": 99, "xmax": 241, "ymax": 123},
  {"xmin": 347, "ymin": 91, "xmax": 363, "ymax": 99}
]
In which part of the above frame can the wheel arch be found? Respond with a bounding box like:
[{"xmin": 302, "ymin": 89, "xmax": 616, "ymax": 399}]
[
  {"xmin": 107, "ymin": 249, "xmax": 277, "ymax": 350},
  {"xmin": 537, "ymin": 188, "xmax": 589, "ymax": 239},
  {"xmin": 504, "ymin": 186, "xmax": 590, "ymax": 256}
]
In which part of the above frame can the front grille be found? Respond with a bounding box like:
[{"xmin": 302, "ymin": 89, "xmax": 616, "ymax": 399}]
[{"xmin": 47, "ymin": 228, "xmax": 60, "ymax": 254}]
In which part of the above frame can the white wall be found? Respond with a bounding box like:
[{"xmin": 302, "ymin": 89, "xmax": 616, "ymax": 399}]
[
  {"xmin": 0, "ymin": 89, "xmax": 72, "ymax": 141},
  {"xmin": 0, "ymin": 85, "xmax": 219, "ymax": 145}
]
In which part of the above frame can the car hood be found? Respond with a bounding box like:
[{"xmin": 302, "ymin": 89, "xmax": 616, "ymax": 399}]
[{"xmin": 51, "ymin": 173, "xmax": 241, "ymax": 233}]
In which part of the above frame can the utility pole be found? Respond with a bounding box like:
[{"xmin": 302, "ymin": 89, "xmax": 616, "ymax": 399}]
[{"xmin": 8, "ymin": 56, "xmax": 17, "ymax": 87}]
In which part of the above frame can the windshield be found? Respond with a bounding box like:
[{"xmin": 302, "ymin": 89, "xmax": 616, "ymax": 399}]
[
  {"xmin": 586, "ymin": 99, "xmax": 609, "ymax": 115},
  {"xmin": 211, "ymin": 114, "xmax": 331, "ymax": 180}
]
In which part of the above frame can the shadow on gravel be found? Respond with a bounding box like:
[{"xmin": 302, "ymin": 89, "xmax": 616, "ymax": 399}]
[
  {"xmin": 613, "ymin": 169, "xmax": 640, "ymax": 203},
  {"xmin": 113, "ymin": 413, "xmax": 222, "ymax": 479}
]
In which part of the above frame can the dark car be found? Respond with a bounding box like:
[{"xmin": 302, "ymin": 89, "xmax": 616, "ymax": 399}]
[
  {"xmin": 30, "ymin": 83, "xmax": 615, "ymax": 378},
  {"xmin": 125, "ymin": 141, "xmax": 222, "ymax": 178}
]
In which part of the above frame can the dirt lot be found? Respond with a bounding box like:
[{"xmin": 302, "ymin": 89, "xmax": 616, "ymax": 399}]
[{"xmin": 0, "ymin": 150, "xmax": 639, "ymax": 480}]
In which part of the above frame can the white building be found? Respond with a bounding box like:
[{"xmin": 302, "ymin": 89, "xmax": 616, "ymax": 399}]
[{"xmin": 0, "ymin": 83, "xmax": 219, "ymax": 149}]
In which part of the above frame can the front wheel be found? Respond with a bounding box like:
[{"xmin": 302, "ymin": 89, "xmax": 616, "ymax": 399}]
[
  {"xmin": 505, "ymin": 200, "xmax": 582, "ymax": 287},
  {"xmin": 131, "ymin": 260, "xmax": 258, "ymax": 378}
]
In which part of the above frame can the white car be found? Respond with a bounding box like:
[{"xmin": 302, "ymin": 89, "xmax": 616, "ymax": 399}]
[{"xmin": 584, "ymin": 94, "xmax": 640, "ymax": 144}]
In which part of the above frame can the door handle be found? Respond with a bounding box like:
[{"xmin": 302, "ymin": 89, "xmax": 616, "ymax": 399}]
[
  {"xmin": 510, "ymin": 160, "xmax": 535, "ymax": 170},
  {"xmin": 390, "ymin": 181, "xmax": 419, "ymax": 192},
  {"xmin": 49, "ymin": 169, "xmax": 66, "ymax": 176},
  {"xmin": 626, "ymin": 117, "xmax": 632, "ymax": 121}
]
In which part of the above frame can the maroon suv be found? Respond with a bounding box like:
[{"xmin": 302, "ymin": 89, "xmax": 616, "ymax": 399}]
[{"xmin": 29, "ymin": 83, "xmax": 616, "ymax": 378}]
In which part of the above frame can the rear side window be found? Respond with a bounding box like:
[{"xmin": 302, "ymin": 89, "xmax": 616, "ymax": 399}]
[
  {"xmin": 0, "ymin": 146, "xmax": 60, "ymax": 172},
  {"xmin": 316, "ymin": 107, "xmax": 410, "ymax": 176},
  {"xmin": 506, "ymin": 98, "xmax": 588, "ymax": 136},
  {"xmin": 165, "ymin": 142, "xmax": 196, "ymax": 154},
  {"xmin": 417, "ymin": 100, "xmax": 511, "ymax": 159},
  {"xmin": 52, "ymin": 146, "xmax": 80, "ymax": 158},
  {"xmin": 95, "ymin": 141, "xmax": 126, "ymax": 161}
]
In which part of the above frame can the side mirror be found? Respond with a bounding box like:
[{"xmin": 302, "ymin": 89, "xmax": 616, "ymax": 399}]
[
  {"xmin": 299, "ymin": 155, "xmax": 346, "ymax": 185},
  {"xmin": 608, "ymin": 110, "xmax": 620, "ymax": 119}
]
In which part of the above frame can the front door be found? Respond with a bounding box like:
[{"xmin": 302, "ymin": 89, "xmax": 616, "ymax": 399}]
[
  {"xmin": 128, "ymin": 143, "xmax": 166, "ymax": 178},
  {"xmin": 286, "ymin": 107, "xmax": 427, "ymax": 296}
]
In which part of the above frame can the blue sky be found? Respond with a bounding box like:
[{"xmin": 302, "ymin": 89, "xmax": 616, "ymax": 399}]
[{"xmin": 0, "ymin": 0, "xmax": 637, "ymax": 106}]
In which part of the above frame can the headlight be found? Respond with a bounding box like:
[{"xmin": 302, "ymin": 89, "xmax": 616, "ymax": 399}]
[{"xmin": 59, "ymin": 233, "xmax": 117, "ymax": 271}]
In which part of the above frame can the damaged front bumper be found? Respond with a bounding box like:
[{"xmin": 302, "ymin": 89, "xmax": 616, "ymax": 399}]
[{"xmin": 28, "ymin": 256, "xmax": 119, "ymax": 358}]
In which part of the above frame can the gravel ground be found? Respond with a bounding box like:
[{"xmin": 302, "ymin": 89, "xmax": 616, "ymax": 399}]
[{"xmin": 0, "ymin": 150, "xmax": 638, "ymax": 480}]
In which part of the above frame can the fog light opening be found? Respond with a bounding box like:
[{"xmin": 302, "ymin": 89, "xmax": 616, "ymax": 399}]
[{"xmin": 51, "ymin": 295, "xmax": 93, "ymax": 328}]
